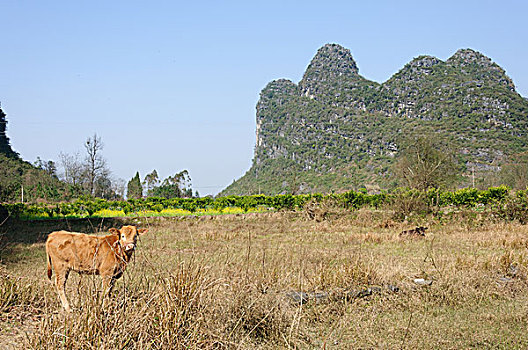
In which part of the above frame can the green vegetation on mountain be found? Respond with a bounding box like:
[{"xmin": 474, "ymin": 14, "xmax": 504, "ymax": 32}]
[
  {"xmin": 0, "ymin": 154, "xmax": 64, "ymax": 202},
  {"xmin": 0, "ymin": 108, "xmax": 72, "ymax": 202},
  {"xmin": 221, "ymin": 44, "xmax": 528, "ymax": 195},
  {"xmin": 0, "ymin": 108, "xmax": 18, "ymax": 159}
]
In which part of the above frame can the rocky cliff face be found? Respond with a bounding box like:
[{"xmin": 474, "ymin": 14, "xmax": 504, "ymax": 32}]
[
  {"xmin": 221, "ymin": 44, "xmax": 528, "ymax": 195},
  {"xmin": 299, "ymin": 44, "xmax": 360, "ymax": 98},
  {"xmin": 299, "ymin": 44, "xmax": 379, "ymax": 110}
]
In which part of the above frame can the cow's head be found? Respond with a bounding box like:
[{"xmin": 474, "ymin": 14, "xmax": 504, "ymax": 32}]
[{"xmin": 109, "ymin": 225, "xmax": 148, "ymax": 252}]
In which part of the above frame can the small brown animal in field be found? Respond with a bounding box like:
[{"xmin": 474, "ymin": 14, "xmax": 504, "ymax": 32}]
[
  {"xmin": 400, "ymin": 226, "xmax": 427, "ymax": 238},
  {"xmin": 45, "ymin": 225, "xmax": 147, "ymax": 312}
]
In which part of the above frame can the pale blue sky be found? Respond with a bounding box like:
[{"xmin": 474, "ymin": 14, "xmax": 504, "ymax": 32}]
[{"xmin": 1, "ymin": 0, "xmax": 527, "ymax": 195}]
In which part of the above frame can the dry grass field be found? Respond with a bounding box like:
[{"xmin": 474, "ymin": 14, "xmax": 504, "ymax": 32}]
[{"xmin": 1, "ymin": 210, "xmax": 528, "ymax": 349}]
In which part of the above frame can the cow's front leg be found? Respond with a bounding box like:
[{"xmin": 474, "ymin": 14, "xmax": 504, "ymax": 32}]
[
  {"xmin": 102, "ymin": 275, "xmax": 116, "ymax": 296},
  {"xmin": 101, "ymin": 275, "xmax": 116, "ymax": 309}
]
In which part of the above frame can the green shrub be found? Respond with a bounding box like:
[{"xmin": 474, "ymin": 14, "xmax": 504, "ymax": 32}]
[
  {"xmin": 3, "ymin": 187, "xmax": 527, "ymax": 221},
  {"xmin": 494, "ymin": 190, "xmax": 528, "ymax": 224}
]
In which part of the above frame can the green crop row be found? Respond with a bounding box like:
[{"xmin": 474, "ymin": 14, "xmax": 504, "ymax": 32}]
[{"xmin": 2, "ymin": 186, "xmax": 525, "ymax": 220}]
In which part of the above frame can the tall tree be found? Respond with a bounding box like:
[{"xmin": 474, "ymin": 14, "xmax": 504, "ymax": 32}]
[
  {"xmin": 143, "ymin": 170, "xmax": 160, "ymax": 197},
  {"xmin": 84, "ymin": 134, "xmax": 107, "ymax": 196},
  {"xmin": 127, "ymin": 172, "xmax": 142, "ymax": 199},
  {"xmin": 151, "ymin": 170, "xmax": 193, "ymax": 198},
  {"xmin": 93, "ymin": 167, "xmax": 114, "ymax": 199},
  {"xmin": 59, "ymin": 152, "xmax": 85, "ymax": 188},
  {"xmin": 34, "ymin": 157, "xmax": 57, "ymax": 177}
]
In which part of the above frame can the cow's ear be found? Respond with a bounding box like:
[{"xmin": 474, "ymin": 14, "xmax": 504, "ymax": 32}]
[
  {"xmin": 138, "ymin": 228, "xmax": 148, "ymax": 235},
  {"xmin": 109, "ymin": 228, "xmax": 120, "ymax": 235}
]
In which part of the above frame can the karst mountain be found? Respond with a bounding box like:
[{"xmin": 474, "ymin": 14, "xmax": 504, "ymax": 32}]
[{"xmin": 221, "ymin": 44, "xmax": 528, "ymax": 195}]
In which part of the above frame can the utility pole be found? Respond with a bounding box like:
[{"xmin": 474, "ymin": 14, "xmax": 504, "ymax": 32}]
[
  {"xmin": 472, "ymin": 166, "xmax": 475, "ymax": 188},
  {"xmin": 21, "ymin": 184, "xmax": 24, "ymax": 203}
]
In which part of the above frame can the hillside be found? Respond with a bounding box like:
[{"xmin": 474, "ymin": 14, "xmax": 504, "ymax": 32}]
[
  {"xmin": 221, "ymin": 44, "xmax": 528, "ymax": 195},
  {"xmin": 0, "ymin": 107, "xmax": 19, "ymax": 159},
  {"xmin": 0, "ymin": 108, "xmax": 68, "ymax": 202}
]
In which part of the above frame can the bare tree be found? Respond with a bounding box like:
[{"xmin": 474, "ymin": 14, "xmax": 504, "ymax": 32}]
[
  {"xmin": 111, "ymin": 178, "xmax": 126, "ymax": 200},
  {"xmin": 59, "ymin": 152, "xmax": 85, "ymax": 187},
  {"xmin": 394, "ymin": 133, "xmax": 458, "ymax": 190},
  {"xmin": 84, "ymin": 133, "xmax": 107, "ymax": 196},
  {"xmin": 58, "ymin": 134, "xmax": 112, "ymax": 198}
]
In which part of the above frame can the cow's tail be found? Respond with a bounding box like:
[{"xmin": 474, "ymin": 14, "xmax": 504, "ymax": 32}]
[{"xmin": 46, "ymin": 243, "xmax": 53, "ymax": 280}]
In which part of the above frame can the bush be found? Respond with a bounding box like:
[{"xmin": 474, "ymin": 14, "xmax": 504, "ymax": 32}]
[
  {"xmin": 389, "ymin": 189, "xmax": 434, "ymax": 221},
  {"xmin": 3, "ymin": 187, "xmax": 527, "ymax": 221},
  {"xmin": 494, "ymin": 190, "xmax": 528, "ymax": 224}
]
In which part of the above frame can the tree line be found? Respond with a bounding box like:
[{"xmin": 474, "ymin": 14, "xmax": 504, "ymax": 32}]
[
  {"xmin": 126, "ymin": 169, "xmax": 195, "ymax": 199},
  {"xmin": 54, "ymin": 134, "xmax": 197, "ymax": 201},
  {"xmin": 0, "ymin": 130, "xmax": 195, "ymax": 203}
]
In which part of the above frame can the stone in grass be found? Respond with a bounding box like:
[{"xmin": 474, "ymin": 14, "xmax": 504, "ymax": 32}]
[
  {"xmin": 497, "ymin": 277, "xmax": 514, "ymax": 284},
  {"xmin": 312, "ymin": 292, "xmax": 329, "ymax": 303},
  {"xmin": 386, "ymin": 284, "xmax": 400, "ymax": 293},
  {"xmin": 285, "ymin": 291, "xmax": 330, "ymax": 305},
  {"xmin": 287, "ymin": 286, "xmax": 397, "ymax": 305},
  {"xmin": 507, "ymin": 264, "xmax": 519, "ymax": 277},
  {"xmin": 345, "ymin": 287, "xmax": 382, "ymax": 301},
  {"xmin": 413, "ymin": 278, "xmax": 433, "ymax": 286},
  {"xmin": 497, "ymin": 264, "xmax": 519, "ymax": 284},
  {"xmin": 285, "ymin": 291, "xmax": 309, "ymax": 305}
]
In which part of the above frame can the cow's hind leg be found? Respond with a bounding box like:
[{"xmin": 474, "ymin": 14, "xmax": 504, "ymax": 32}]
[{"xmin": 55, "ymin": 268, "xmax": 71, "ymax": 312}]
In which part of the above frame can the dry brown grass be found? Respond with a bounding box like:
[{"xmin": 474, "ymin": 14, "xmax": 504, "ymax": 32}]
[{"xmin": 1, "ymin": 211, "xmax": 528, "ymax": 349}]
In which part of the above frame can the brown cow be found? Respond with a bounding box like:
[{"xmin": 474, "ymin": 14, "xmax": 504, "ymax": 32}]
[{"xmin": 45, "ymin": 225, "xmax": 147, "ymax": 312}]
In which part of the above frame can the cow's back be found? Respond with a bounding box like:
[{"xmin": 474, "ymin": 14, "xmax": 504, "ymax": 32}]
[{"xmin": 46, "ymin": 231, "xmax": 117, "ymax": 274}]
